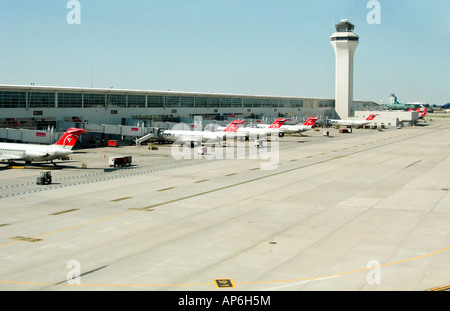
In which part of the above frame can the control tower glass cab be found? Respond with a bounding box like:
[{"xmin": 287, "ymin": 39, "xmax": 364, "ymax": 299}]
[
  {"xmin": 331, "ymin": 19, "xmax": 359, "ymax": 119},
  {"xmin": 334, "ymin": 19, "xmax": 356, "ymax": 34}
]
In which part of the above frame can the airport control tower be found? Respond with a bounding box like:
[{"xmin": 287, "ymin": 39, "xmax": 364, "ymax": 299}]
[{"xmin": 331, "ymin": 19, "xmax": 359, "ymax": 119}]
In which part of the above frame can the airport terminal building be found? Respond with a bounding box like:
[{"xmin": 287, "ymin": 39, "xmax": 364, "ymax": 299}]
[
  {"xmin": 0, "ymin": 84, "xmax": 378, "ymax": 129},
  {"xmin": 0, "ymin": 84, "xmax": 381, "ymax": 146}
]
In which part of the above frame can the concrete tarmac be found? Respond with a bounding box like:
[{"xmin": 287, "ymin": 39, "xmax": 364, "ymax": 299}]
[{"xmin": 0, "ymin": 118, "xmax": 449, "ymax": 291}]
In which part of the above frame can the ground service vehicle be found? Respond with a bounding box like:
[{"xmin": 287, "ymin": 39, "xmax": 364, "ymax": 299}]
[
  {"xmin": 36, "ymin": 171, "xmax": 52, "ymax": 185},
  {"xmin": 109, "ymin": 156, "xmax": 132, "ymax": 167}
]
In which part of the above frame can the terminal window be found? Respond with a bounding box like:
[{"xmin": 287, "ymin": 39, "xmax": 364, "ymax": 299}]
[
  {"xmin": 252, "ymin": 99, "xmax": 262, "ymax": 107},
  {"xmin": 209, "ymin": 98, "xmax": 221, "ymax": 108},
  {"xmin": 108, "ymin": 94, "xmax": 127, "ymax": 108},
  {"xmin": 84, "ymin": 93, "xmax": 106, "ymax": 108},
  {"xmin": 231, "ymin": 98, "xmax": 242, "ymax": 108},
  {"xmin": 58, "ymin": 93, "xmax": 82, "ymax": 108},
  {"xmin": 243, "ymin": 98, "xmax": 252, "ymax": 108},
  {"xmin": 319, "ymin": 100, "xmax": 335, "ymax": 108},
  {"xmin": 147, "ymin": 96, "xmax": 164, "ymax": 108},
  {"xmin": 180, "ymin": 97, "xmax": 195, "ymax": 108},
  {"xmin": 194, "ymin": 97, "xmax": 208, "ymax": 108},
  {"xmin": 29, "ymin": 92, "xmax": 56, "ymax": 108},
  {"xmin": 128, "ymin": 95, "xmax": 146, "ymax": 108},
  {"xmin": 166, "ymin": 96, "xmax": 180, "ymax": 108},
  {"xmin": 279, "ymin": 99, "xmax": 292, "ymax": 108},
  {"xmin": 293, "ymin": 100, "xmax": 303, "ymax": 108},
  {"xmin": 220, "ymin": 98, "xmax": 232, "ymax": 108},
  {"xmin": 0, "ymin": 91, "xmax": 26, "ymax": 108}
]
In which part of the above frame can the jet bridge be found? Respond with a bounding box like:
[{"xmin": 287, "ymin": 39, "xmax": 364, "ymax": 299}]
[{"xmin": 135, "ymin": 133, "xmax": 155, "ymax": 146}]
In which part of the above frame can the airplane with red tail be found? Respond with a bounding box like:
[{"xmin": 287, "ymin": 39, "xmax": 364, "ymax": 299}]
[
  {"xmin": 328, "ymin": 114, "xmax": 377, "ymax": 127},
  {"xmin": 0, "ymin": 128, "xmax": 85, "ymax": 165},
  {"xmin": 228, "ymin": 118, "xmax": 287, "ymax": 139},
  {"xmin": 408, "ymin": 107, "xmax": 428, "ymax": 119},
  {"xmin": 258, "ymin": 117, "xmax": 319, "ymax": 136},
  {"xmin": 162, "ymin": 120, "xmax": 245, "ymax": 147}
]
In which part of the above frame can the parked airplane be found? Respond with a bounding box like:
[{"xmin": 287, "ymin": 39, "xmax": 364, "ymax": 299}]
[
  {"xmin": 257, "ymin": 117, "xmax": 319, "ymax": 136},
  {"xmin": 419, "ymin": 108, "xmax": 428, "ymax": 119},
  {"xmin": 0, "ymin": 128, "xmax": 85, "ymax": 165},
  {"xmin": 219, "ymin": 118, "xmax": 287, "ymax": 139},
  {"xmin": 408, "ymin": 107, "xmax": 428, "ymax": 119},
  {"xmin": 328, "ymin": 114, "xmax": 377, "ymax": 127},
  {"xmin": 161, "ymin": 120, "xmax": 245, "ymax": 147}
]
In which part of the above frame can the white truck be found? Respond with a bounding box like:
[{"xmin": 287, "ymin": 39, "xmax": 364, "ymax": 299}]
[{"xmin": 109, "ymin": 156, "xmax": 132, "ymax": 167}]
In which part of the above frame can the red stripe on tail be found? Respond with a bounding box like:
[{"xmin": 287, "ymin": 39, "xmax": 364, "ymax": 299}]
[
  {"xmin": 223, "ymin": 120, "xmax": 245, "ymax": 132},
  {"xmin": 303, "ymin": 117, "xmax": 319, "ymax": 126},
  {"xmin": 268, "ymin": 118, "xmax": 287, "ymax": 129},
  {"xmin": 366, "ymin": 114, "xmax": 377, "ymax": 121},
  {"xmin": 54, "ymin": 128, "xmax": 85, "ymax": 149}
]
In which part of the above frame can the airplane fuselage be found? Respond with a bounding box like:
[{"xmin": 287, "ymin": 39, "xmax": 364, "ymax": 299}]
[
  {"xmin": 234, "ymin": 127, "xmax": 281, "ymax": 137},
  {"xmin": 280, "ymin": 124, "xmax": 314, "ymax": 134},
  {"xmin": 0, "ymin": 142, "xmax": 73, "ymax": 162},
  {"xmin": 256, "ymin": 117, "xmax": 318, "ymax": 135},
  {"xmin": 161, "ymin": 130, "xmax": 237, "ymax": 144},
  {"xmin": 161, "ymin": 120, "xmax": 245, "ymax": 146},
  {"xmin": 328, "ymin": 120, "xmax": 373, "ymax": 127}
]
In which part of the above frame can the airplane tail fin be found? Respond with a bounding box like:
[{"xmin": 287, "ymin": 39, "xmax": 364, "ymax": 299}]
[
  {"xmin": 303, "ymin": 117, "xmax": 319, "ymax": 126},
  {"xmin": 366, "ymin": 114, "xmax": 377, "ymax": 121},
  {"xmin": 268, "ymin": 118, "xmax": 287, "ymax": 129},
  {"xmin": 223, "ymin": 120, "xmax": 245, "ymax": 132},
  {"xmin": 420, "ymin": 108, "xmax": 428, "ymax": 117},
  {"xmin": 54, "ymin": 128, "xmax": 85, "ymax": 150}
]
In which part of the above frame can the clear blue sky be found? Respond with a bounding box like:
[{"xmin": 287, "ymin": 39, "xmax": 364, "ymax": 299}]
[{"xmin": 0, "ymin": 0, "xmax": 448, "ymax": 105}]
